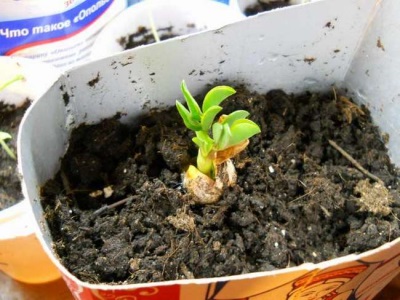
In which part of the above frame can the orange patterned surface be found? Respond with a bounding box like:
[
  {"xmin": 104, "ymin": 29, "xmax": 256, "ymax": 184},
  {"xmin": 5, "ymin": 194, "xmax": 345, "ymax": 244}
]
[{"xmin": 0, "ymin": 272, "xmax": 399, "ymax": 300}]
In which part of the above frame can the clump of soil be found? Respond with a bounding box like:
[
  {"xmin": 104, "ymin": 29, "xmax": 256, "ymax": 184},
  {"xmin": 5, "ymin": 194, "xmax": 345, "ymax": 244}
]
[
  {"xmin": 118, "ymin": 25, "xmax": 179, "ymax": 50},
  {"xmin": 41, "ymin": 87, "xmax": 400, "ymax": 284},
  {"xmin": 0, "ymin": 101, "xmax": 29, "ymax": 210},
  {"xmin": 245, "ymin": 0, "xmax": 291, "ymax": 16}
]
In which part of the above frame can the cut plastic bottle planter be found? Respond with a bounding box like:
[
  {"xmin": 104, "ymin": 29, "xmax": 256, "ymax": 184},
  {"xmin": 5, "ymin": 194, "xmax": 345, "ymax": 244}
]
[
  {"xmin": 230, "ymin": 0, "xmax": 320, "ymax": 15},
  {"xmin": 0, "ymin": 56, "xmax": 61, "ymax": 283},
  {"xmin": 18, "ymin": 0, "xmax": 400, "ymax": 298},
  {"xmin": 90, "ymin": 0, "xmax": 244, "ymax": 60}
]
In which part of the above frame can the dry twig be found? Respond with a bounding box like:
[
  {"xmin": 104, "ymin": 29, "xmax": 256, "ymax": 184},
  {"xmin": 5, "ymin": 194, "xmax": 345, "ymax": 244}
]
[
  {"xmin": 328, "ymin": 139, "xmax": 384, "ymax": 185},
  {"xmin": 92, "ymin": 195, "xmax": 136, "ymax": 217}
]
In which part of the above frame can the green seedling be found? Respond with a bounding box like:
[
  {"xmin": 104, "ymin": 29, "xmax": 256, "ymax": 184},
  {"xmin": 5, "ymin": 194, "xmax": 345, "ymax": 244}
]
[
  {"xmin": 0, "ymin": 74, "xmax": 24, "ymax": 91},
  {"xmin": 0, "ymin": 74, "xmax": 25, "ymax": 160},
  {"xmin": 0, "ymin": 132, "xmax": 16, "ymax": 160},
  {"xmin": 146, "ymin": 0, "xmax": 160, "ymax": 43},
  {"xmin": 176, "ymin": 80, "xmax": 261, "ymax": 179}
]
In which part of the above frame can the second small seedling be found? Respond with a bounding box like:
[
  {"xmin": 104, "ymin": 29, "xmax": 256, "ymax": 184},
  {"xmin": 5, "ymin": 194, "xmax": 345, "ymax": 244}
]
[
  {"xmin": 0, "ymin": 74, "xmax": 25, "ymax": 160},
  {"xmin": 0, "ymin": 132, "xmax": 16, "ymax": 160}
]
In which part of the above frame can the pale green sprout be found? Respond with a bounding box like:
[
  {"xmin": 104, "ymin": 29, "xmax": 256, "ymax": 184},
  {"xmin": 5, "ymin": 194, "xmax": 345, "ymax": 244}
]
[
  {"xmin": 0, "ymin": 74, "xmax": 24, "ymax": 91},
  {"xmin": 0, "ymin": 74, "xmax": 25, "ymax": 160},
  {"xmin": 0, "ymin": 132, "xmax": 16, "ymax": 160},
  {"xmin": 146, "ymin": 0, "xmax": 160, "ymax": 43},
  {"xmin": 176, "ymin": 80, "xmax": 261, "ymax": 179}
]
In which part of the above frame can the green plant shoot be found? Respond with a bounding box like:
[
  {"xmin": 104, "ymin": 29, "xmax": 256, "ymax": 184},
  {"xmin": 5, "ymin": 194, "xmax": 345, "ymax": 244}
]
[
  {"xmin": 176, "ymin": 80, "xmax": 261, "ymax": 178},
  {"xmin": 0, "ymin": 132, "xmax": 16, "ymax": 160},
  {"xmin": 0, "ymin": 74, "xmax": 25, "ymax": 160},
  {"xmin": 146, "ymin": 0, "xmax": 160, "ymax": 43},
  {"xmin": 0, "ymin": 74, "xmax": 24, "ymax": 91}
]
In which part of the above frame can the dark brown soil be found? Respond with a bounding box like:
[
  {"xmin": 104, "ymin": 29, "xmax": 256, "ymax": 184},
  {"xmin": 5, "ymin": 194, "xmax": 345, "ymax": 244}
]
[
  {"xmin": 40, "ymin": 87, "xmax": 400, "ymax": 284},
  {"xmin": 245, "ymin": 0, "xmax": 291, "ymax": 16},
  {"xmin": 0, "ymin": 101, "xmax": 29, "ymax": 210},
  {"xmin": 118, "ymin": 26, "xmax": 179, "ymax": 50}
]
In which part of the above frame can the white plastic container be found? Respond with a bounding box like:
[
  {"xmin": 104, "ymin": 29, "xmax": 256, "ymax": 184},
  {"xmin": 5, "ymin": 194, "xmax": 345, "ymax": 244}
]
[
  {"xmin": 0, "ymin": 0, "xmax": 126, "ymax": 70},
  {"xmin": 127, "ymin": 0, "xmax": 231, "ymax": 6},
  {"xmin": 0, "ymin": 56, "xmax": 61, "ymax": 283},
  {"xmin": 231, "ymin": 0, "xmax": 319, "ymax": 15},
  {"xmin": 91, "ymin": 0, "xmax": 244, "ymax": 60},
  {"xmin": 18, "ymin": 0, "xmax": 400, "ymax": 298}
]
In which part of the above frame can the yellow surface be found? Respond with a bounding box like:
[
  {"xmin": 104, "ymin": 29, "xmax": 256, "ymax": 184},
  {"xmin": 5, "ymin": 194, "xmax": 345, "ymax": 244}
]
[
  {"xmin": 0, "ymin": 272, "xmax": 73, "ymax": 300},
  {"xmin": 0, "ymin": 234, "xmax": 61, "ymax": 284}
]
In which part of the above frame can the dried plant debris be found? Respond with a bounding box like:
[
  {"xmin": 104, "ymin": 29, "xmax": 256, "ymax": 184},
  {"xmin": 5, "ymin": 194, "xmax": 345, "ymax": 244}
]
[{"xmin": 354, "ymin": 179, "xmax": 393, "ymax": 216}]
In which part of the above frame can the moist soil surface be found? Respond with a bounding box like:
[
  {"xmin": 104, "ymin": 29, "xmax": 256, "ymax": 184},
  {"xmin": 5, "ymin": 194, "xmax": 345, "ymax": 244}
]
[
  {"xmin": 41, "ymin": 87, "xmax": 400, "ymax": 284},
  {"xmin": 0, "ymin": 101, "xmax": 29, "ymax": 210},
  {"xmin": 244, "ymin": 0, "xmax": 291, "ymax": 16}
]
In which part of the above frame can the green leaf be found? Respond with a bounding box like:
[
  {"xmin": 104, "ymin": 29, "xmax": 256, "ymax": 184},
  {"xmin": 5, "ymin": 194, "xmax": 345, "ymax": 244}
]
[
  {"xmin": 212, "ymin": 122, "xmax": 223, "ymax": 145},
  {"xmin": 201, "ymin": 106, "xmax": 222, "ymax": 131},
  {"xmin": 216, "ymin": 123, "xmax": 232, "ymax": 150},
  {"xmin": 202, "ymin": 85, "xmax": 236, "ymax": 112},
  {"xmin": 0, "ymin": 131, "xmax": 16, "ymax": 160},
  {"xmin": 176, "ymin": 101, "xmax": 201, "ymax": 131},
  {"xmin": 0, "ymin": 132, "xmax": 12, "ymax": 141},
  {"xmin": 225, "ymin": 119, "xmax": 261, "ymax": 148},
  {"xmin": 181, "ymin": 80, "xmax": 202, "ymax": 122},
  {"xmin": 196, "ymin": 131, "xmax": 213, "ymax": 144},
  {"xmin": 221, "ymin": 110, "xmax": 250, "ymax": 126}
]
